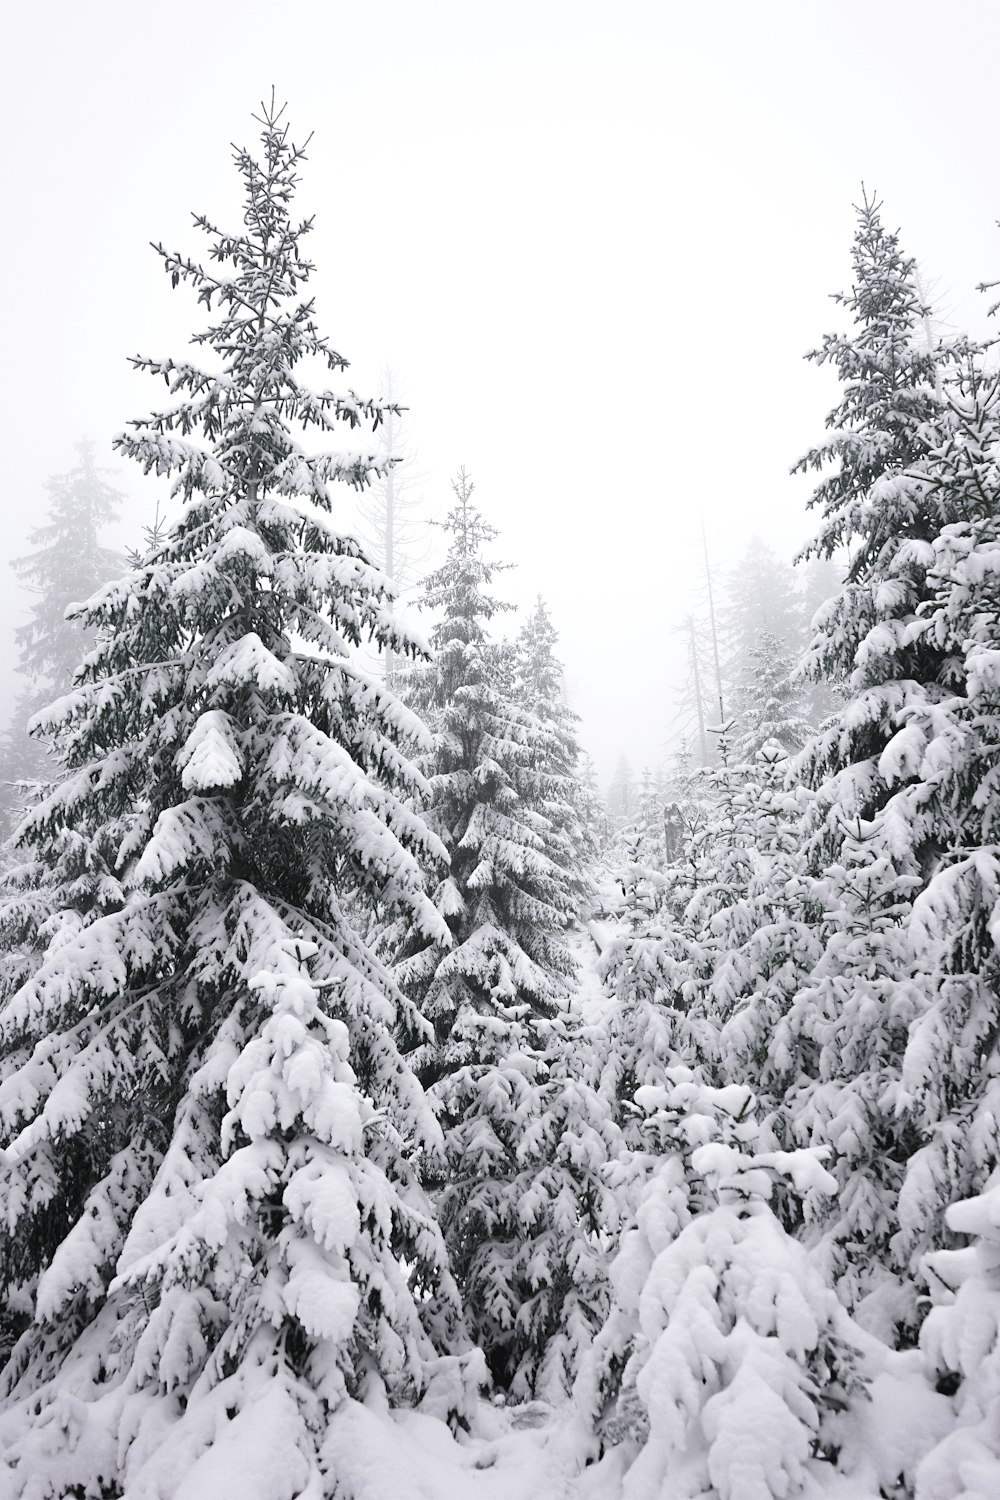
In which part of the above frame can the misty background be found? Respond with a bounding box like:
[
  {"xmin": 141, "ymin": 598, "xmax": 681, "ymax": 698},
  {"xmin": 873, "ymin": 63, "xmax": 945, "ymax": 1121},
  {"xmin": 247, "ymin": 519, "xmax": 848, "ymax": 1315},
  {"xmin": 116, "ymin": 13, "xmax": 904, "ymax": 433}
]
[{"xmin": 3, "ymin": 0, "xmax": 998, "ymax": 785}]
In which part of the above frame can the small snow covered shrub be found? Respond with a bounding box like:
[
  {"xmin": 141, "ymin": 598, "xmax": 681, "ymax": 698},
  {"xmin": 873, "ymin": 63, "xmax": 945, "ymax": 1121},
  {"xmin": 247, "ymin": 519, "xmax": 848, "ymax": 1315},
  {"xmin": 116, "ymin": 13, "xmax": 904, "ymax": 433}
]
[
  {"xmin": 575, "ymin": 1075, "xmax": 891, "ymax": 1500},
  {"xmin": 916, "ymin": 1176, "xmax": 1000, "ymax": 1499}
]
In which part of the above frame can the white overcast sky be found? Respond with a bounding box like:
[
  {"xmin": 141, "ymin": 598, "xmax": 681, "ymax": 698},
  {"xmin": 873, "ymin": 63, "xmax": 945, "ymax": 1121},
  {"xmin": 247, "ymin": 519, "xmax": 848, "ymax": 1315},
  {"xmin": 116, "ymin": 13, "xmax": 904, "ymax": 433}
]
[{"xmin": 3, "ymin": 0, "xmax": 1000, "ymax": 783}]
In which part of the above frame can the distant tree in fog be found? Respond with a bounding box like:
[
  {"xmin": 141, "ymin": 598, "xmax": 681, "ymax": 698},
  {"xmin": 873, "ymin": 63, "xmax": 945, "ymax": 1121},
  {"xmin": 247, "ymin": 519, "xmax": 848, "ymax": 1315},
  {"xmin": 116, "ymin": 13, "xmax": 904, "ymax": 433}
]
[{"xmin": 0, "ymin": 440, "xmax": 122, "ymax": 835}]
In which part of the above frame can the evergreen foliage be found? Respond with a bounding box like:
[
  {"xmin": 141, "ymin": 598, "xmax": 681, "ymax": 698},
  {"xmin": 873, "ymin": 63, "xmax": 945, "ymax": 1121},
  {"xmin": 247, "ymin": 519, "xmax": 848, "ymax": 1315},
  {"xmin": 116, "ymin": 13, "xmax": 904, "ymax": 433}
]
[
  {"xmin": 884, "ymin": 365, "xmax": 1000, "ymax": 1300},
  {"xmin": 732, "ymin": 631, "xmax": 812, "ymax": 760},
  {"xmin": 5, "ymin": 95, "xmax": 1000, "ymax": 1494},
  {"xmin": 392, "ymin": 476, "xmax": 608, "ymax": 1396},
  {"xmin": 917, "ymin": 1176, "xmax": 1000, "ymax": 1497},
  {"xmin": 0, "ymin": 99, "xmax": 479, "ymax": 1496},
  {"xmin": 513, "ymin": 595, "xmax": 595, "ymax": 907},
  {"xmin": 793, "ymin": 190, "xmax": 962, "ymax": 868},
  {"xmin": 0, "ymin": 442, "xmax": 123, "ymax": 835}
]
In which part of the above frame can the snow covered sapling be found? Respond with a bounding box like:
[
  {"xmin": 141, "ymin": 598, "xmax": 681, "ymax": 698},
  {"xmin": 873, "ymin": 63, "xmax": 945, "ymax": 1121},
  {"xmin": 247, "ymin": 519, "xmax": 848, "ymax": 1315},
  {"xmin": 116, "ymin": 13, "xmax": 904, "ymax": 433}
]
[
  {"xmin": 0, "ymin": 98, "xmax": 478, "ymax": 1498},
  {"xmin": 593, "ymin": 854, "xmax": 711, "ymax": 1151},
  {"xmin": 781, "ymin": 842, "xmax": 925, "ymax": 1340},
  {"xmin": 575, "ymin": 1074, "xmax": 872, "ymax": 1488},
  {"xmin": 690, "ymin": 746, "xmax": 821, "ymax": 1122},
  {"xmin": 916, "ymin": 1175, "xmax": 1000, "ymax": 1499}
]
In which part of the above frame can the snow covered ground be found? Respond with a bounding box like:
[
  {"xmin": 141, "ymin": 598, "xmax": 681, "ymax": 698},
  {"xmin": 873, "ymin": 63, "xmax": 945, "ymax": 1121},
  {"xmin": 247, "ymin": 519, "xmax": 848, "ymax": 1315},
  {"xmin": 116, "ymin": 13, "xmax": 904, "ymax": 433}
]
[{"xmin": 323, "ymin": 1399, "xmax": 580, "ymax": 1500}]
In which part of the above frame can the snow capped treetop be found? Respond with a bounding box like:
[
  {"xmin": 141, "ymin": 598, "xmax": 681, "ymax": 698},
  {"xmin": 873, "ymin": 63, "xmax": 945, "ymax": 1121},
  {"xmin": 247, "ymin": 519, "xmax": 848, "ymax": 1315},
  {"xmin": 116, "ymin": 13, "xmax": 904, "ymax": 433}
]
[
  {"xmin": 795, "ymin": 190, "xmax": 945, "ymax": 564},
  {"xmin": 515, "ymin": 595, "xmax": 565, "ymax": 713},
  {"xmin": 794, "ymin": 190, "xmax": 961, "ymax": 663},
  {"xmin": 393, "ymin": 474, "xmax": 581, "ymax": 1056},
  {"xmin": 422, "ymin": 468, "xmax": 513, "ymax": 646}
]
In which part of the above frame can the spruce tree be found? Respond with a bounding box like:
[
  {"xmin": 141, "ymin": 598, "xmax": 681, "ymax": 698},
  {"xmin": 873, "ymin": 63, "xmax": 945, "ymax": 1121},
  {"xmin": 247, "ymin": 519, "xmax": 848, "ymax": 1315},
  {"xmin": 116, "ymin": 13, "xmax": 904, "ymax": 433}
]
[
  {"xmin": 0, "ymin": 441, "xmax": 122, "ymax": 835},
  {"xmin": 0, "ymin": 100, "xmax": 478, "ymax": 1496},
  {"xmin": 781, "ymin": 843, "xmax": 925, "ymax": 1340},
  {"xmin": 778, "ymin": 193, "xmax": 972, "ymax": 1350},
  {"xmin": 593, "ymin": 856, "xmax": 710, "ymax": 1153},
  {"xmin": 722, "ymin": 536, "xmax": 802, "ymax": 719},
  {"xmin": 691, "ymin": 747, "xmax": 820, "ymax": 1112},
  {"xmin": 793, "ymin": 189, "xmax": 962, "ymax": 868},
  {"xmin": 392, "ymin": 476, "xmax": 612, "ymax": 1397},
  {"xmin": 513, "ymin": 594, "xmax": 594, "ymax": 903},
  {"xmin": 882, "ymin": 363, "xmax": 1000, "ymax": 1303},
  {"xmin": 732, "ymin": 631, "xmax": 812, "ymax": 761}
]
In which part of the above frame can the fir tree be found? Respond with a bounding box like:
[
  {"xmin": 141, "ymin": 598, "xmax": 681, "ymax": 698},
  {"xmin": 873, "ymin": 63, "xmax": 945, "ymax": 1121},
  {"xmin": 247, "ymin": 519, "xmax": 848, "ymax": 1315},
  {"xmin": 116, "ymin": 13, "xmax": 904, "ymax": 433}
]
[
  {"xmin": 793, "ymin": 188, "xmax": 963, "ymax": 868},
  {"xmin": 513, "ymin": 594, "xmax": 594, "ymax": 908},
  {"xmin": 393, "ymin": 474, "xmax": 577, "ymax": 1061},
  {"xmin": 882, "ymin": 363, "xmax": 1000, "ymax": 1304},
  {"xmin": 722, "ymin": 536, "xmax": 802, "ymax": 703},
  {"xmin": 777, "ymin": 192, "xmax": 974, "ymax": 1353},
  {"xmin": 392, "ymin": 475, "xmax": 607, "ymax": 1396},
  {"xmin": 593, "ymin": 857, "xmax": 711, "ymax": 1153},
  {"xmin": 691, "ymin": 746, "xmax": 821, "ymax": 1116},
  {"xmin": 781, "ymin": 842, "xmax": 926, "ymax": 1341},
  {"xmin": 0, "ymin": 441, "xmax": 122, "ymax": 835},
  {"xmin": 732, "ymin": 631, "xmax": 812, "ymax": 761},
  {"xmin": 624, "ymin": 767, "xmax": 667, "ymax": 871},
  {"xmin": 0, "ymin": 100, "xmax": 479, "ymax": 1495}
]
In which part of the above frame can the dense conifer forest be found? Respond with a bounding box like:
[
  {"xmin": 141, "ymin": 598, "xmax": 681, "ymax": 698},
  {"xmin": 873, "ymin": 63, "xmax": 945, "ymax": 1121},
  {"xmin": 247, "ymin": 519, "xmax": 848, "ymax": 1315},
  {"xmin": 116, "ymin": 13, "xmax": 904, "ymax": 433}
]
[{"xmin": 0, "ymin": 97, "xmax": 998, "ymax": 1500}]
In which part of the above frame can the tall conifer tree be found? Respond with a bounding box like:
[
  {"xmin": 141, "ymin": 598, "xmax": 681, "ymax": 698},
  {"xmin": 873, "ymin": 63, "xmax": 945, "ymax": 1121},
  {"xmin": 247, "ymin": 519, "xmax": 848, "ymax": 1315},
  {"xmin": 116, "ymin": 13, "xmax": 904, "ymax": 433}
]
[
  {"xmin": 794, "ymin": 190, "xmax": 961, "ymax": 868},
  {"xmin": 393, "ymin": 477, "xmax": 613, "ymax": 1397},
  {"xmin": 0, "ymin": 100, "xmax": 475, "ymax": 1496},
  {"xmin": 513, "ymin": 595, "xmax": 593, "ymax": 904},
  {"xmin": 0, "ymin": 442, "xmax": 122, "ymax": 835},
  {"xmin": 777, "ymin": 194, "xmax": 968, "ymax": 1345}
]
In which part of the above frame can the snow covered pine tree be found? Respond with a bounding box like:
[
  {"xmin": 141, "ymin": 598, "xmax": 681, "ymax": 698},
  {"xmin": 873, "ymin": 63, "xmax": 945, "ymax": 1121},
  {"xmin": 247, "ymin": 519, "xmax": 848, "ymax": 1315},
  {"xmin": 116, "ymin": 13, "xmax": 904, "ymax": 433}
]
[
  {"xmin": 391, "ymin": 477, "xmax": 617, "ymax": 1400},
  {"xmin": 780, "ymin": 190, "xmax": 968, "ymax": 1340},
  {"xmin": 0, "ymin": 98, "xmax": 481, "ymax": 1498},
  {"xmin": 793, "ymin": 189, "xmax": 961, "ymax": 861},
  {"xmin": 0, "ymin": 440, "xmax": 123, "ymax": 837}
]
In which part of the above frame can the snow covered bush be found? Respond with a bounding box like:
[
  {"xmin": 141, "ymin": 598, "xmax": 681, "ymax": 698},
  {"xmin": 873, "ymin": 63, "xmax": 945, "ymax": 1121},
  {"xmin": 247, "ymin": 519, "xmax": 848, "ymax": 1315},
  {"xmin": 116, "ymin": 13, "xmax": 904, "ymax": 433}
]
[
  {"xmin": 916, "ymin": 1175, "xmax": 1000, "ymax": 1499},
  {"xmin": 574, "ymin": 1075, "xmax": 946, "ymax": 1500}
]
